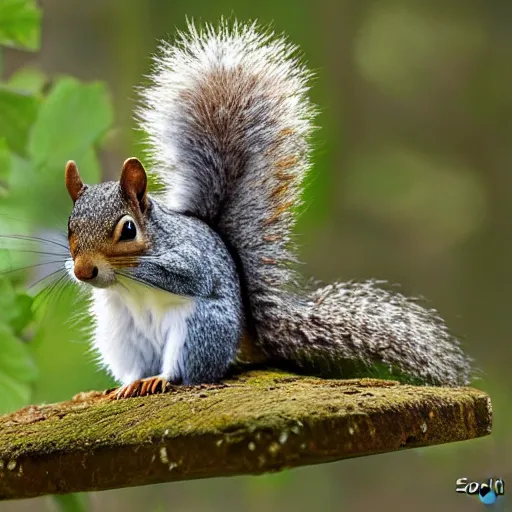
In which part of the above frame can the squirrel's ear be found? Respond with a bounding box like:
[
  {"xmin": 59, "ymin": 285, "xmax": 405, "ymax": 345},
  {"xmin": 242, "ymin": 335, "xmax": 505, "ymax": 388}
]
[
  {"xmin": 120, "ymin": 157, "xmax": 148, "ymax": 212},
  {"xmin": 65, "ymin": 161, "xmax": 84, "ymax": 203}
]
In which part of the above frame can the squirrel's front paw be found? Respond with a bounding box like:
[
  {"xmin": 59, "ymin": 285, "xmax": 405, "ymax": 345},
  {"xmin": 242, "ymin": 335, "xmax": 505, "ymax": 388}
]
[{"xmin": 110, "ymin": 376, "xmax": 173, "ymax": 400}]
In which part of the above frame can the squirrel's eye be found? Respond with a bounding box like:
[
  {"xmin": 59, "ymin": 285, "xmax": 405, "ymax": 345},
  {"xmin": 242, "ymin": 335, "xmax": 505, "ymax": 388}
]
[{"xmin": 119, "ymin": 220, "xmax": 137, "ymax": 241}]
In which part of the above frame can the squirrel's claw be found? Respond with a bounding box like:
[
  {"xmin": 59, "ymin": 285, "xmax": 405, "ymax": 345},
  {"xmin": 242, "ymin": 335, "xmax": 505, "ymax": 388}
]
[
  {"xmin": 110, "ymin": 376, "xmax": 171, "ymax": 400},
  {"xmin": 140, "ymin": 376, "xmax": 168, "ymax": 396},
  {"xmin": 111, "ymin": 381, "xmax": 141, "ymax": 400}
]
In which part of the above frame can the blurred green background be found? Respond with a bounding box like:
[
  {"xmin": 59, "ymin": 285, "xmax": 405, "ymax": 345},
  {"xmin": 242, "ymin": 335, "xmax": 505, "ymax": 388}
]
[{"xmin": 1, "ymin": 0, "xmax": 511, "ymax": 510}]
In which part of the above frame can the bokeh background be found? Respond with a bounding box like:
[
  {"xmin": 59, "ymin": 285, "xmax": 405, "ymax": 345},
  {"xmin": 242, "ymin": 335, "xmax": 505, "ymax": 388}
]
[{"xmin": 1, "ymin": 0, "xmax": 511, "ymax": 510}]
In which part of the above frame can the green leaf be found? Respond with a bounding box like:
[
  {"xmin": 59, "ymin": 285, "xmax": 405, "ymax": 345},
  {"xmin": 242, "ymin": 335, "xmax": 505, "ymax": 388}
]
[
  {"xmin": 3, "ymin": 148, "xmax": 100, "ymax": 227},
  {"xmin": 0, "ymin": 278, "xmax": 18, "ymax": 322},
  {"xmin": 76, "ymin": 146, "xmax": 102, "ymax": 184},
  {"xmin": 0, "ymin": 277, "xmax": 31, "ymax": 332},
  {"xmin": 0, "ymin": 324, "xmax": 37, "ymax": 414},
  {"xmin": 0, "ymin": 0, "xmax": 41, "ymax": 51},
  {"xmin": 0, "ymin": 85, "xmax": 39, "ymax": 155},
  {"xmin": 0, "ymin": 139, "xmax": 10, "ymax": 194},
  {"xmin": 8, "ymin": 67, "xmax": 47, "ymax": 94},
  {"xmin": 29, "ymin": 78, "xmax": 114, "ymax": 168},
  {"xmin": 0, "ymin": 153, "xmax": 37, "ymax": 222},
  {"xmin": 11, "ymin": 293, "xmax": 33, "ymax": 335}
]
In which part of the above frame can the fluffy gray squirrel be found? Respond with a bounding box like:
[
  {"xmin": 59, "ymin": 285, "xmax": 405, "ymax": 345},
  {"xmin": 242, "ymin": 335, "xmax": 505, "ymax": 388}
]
[{"xmin": 64, "ymin": 20, "xmax": 472, "ymax": 399}]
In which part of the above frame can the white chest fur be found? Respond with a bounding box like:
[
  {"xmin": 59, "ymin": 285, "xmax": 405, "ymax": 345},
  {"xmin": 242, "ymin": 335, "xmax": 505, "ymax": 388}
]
[{"xmin": 90, "ymin": 277, "xmax": 196, "ymax": 383}]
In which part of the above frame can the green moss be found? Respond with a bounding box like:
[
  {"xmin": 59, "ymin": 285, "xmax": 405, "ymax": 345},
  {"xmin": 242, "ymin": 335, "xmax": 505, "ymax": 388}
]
[{"xmin": 0, "ymin": 370, "xmax": 492, "ymax": 500}]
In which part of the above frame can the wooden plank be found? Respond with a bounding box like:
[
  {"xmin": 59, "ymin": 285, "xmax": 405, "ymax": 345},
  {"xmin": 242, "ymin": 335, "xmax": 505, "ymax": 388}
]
[{"xmin": 0, "ymin": 370, "xmax": 492, "ymax": 500}]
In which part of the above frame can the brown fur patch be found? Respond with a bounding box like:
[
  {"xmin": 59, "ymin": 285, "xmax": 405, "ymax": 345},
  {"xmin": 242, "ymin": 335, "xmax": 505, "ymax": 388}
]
[
  {"xmin": 262, "ymin": 235, "xmax": 281, "ymax": 242},
  {"xmin": 278, "ymin": 127, "xmax": 294, "ymax": 138},
  {"xmin": 68, "ymin": 233, "xmax": 78, "ymax": 258},
  {"xmin": 276, "ymin": 171, "xmax": 295, "ymax": 181},
  {"xmin": 264, "ymin": 200, "xmax": 295, "ymax": 225},
  {"xmin": 270, "ymin": 182, "xmax": 290, "ymax": 199},
  {"xmin": 276, "ymin": 155, "xmax": 298, "ymax": 170}
]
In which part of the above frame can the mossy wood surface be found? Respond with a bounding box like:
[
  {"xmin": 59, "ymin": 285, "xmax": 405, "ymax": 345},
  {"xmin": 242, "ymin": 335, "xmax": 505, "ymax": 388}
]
[{"xmin": 0, "ymin": 370, "xmax": 492, "ymax": 500}]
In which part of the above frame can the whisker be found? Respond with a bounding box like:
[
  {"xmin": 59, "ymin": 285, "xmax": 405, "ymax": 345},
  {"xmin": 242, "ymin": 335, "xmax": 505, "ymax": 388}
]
[
  {"xmin": 108, "ymin": 258, "xmax": 161, "ymax": 269},
  {"xmin": 66, "ymin": 291, "xmax": 93, "ymax": 332},
  {"xmin": 42, "ymin": 272, "xmax": 67, "ymax": 297},
  {"xmin": 114, "ymin": 270, "xmax": 165, "ymax": 292},
  {"xmin": 0, "ymin": 234, "xmax": 70, "ymax": 251},
  {"xmin": 108, "ymin": 254, "xmax": 161, "ymax": 265},
  {"xmin": 0, "ymin": 260, "xmax": 68, "ymax": 277},
  {"xmin": 53, "ymin": 273, "xmax": 73, "ymax": 307},
  {"xmin": 109, "ymin": 261, "xmax": 140, "ymax": 268},
  {"xmin": 0, "ymin": 248, "xmax": 70, "ymax": 258},
  {"xmin": 28, "ymin": 267, "xmax": 68, "ymax": 292},
  {"xmin": 0, "ymin": 212, "xmax": 42, "ymax": 226},
  {"xmin": 32, "ymin": 271, "xmax": 69, "ymax": 310},
  {"xmin": 110, "ymin": 253, "xmax": 160, "ymax": 260},
  {"xmin": 32, "ymin": 276, "xmax": 68, "ymax": 324}
]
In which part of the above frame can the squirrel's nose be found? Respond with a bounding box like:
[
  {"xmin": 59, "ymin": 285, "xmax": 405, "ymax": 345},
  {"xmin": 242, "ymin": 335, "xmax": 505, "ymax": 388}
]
[{"xmin": 74, "ymin": 258, "xmax": 99, "ymax": 281}]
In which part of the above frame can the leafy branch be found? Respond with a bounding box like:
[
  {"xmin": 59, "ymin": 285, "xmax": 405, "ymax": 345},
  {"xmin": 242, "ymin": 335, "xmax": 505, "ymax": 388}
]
[{"xmin": 0, "ymin": 0, "xmax": 114, "ymax": 415}]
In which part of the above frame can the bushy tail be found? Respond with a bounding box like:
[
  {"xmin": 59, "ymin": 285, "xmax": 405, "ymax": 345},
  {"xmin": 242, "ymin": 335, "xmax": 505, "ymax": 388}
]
[
  {"xmin": 255, "ymin": 282, "xmax": 472, "ymax": 386},
  {"xmin": 138, "ymin": 19, "xmax": 472, "ymax": 386}
]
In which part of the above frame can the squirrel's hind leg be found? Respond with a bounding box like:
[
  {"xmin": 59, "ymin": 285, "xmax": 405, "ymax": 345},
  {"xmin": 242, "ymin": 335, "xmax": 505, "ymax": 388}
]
[{"xmin": 177, "ymin": 298, "xmax": 243, "ymax": 385}]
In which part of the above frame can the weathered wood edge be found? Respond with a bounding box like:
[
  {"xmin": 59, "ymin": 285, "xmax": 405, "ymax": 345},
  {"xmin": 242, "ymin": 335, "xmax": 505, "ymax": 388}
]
[{"xmin": 0, "ymin": 370, "xmax": 492, "ymax": 500}]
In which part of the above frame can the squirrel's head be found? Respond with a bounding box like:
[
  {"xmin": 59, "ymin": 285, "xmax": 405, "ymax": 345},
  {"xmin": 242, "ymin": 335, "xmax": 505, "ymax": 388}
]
[{"xmin": 65, "ymin": 157, "xmax": 150, "ymax": 288}]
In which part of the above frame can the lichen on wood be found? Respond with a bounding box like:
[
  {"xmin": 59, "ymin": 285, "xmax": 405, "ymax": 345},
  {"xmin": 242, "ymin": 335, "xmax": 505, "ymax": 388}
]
[{"xmin": 0, "ymin": 370, "xmax": 492, "ymax": 500}]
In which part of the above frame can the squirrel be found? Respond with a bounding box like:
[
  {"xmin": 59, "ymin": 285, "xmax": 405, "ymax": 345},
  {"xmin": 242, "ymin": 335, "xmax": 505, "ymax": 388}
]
[{"xmin": 64, "ymin": 20, "xmax": 472, "ymax": 399}]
